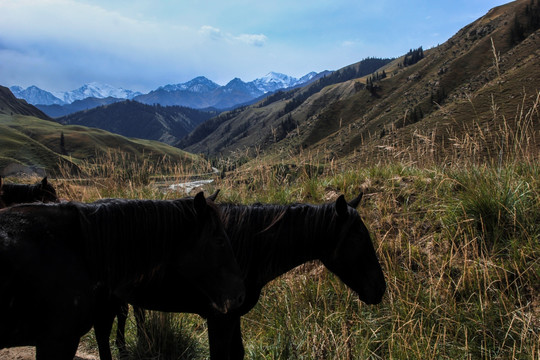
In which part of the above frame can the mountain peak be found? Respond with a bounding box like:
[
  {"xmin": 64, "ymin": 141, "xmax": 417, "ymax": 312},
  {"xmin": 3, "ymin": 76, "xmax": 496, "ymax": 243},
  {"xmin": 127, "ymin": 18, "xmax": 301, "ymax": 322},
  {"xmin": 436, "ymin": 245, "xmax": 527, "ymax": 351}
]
[
  {"xmin": 264, "ymin": 71, "xmax": 292, "ymax": 80},
  {"xmin": 252, "ymin": 72, "xmax": 301, "ymax": 93},
  {"xmin": 60, "ymin": 82, "xmax": 141, "ymax": 103},
  {"xmin": 160, "ymin": 76, "xmax": 220, "ymax": 93},
  {"xmin": 10, "ymin": 85, "xmax": 65, "ymax": 105},
  {"xmin": 226, "ymin": 77, "xmax": 245, "ymax": 85}
]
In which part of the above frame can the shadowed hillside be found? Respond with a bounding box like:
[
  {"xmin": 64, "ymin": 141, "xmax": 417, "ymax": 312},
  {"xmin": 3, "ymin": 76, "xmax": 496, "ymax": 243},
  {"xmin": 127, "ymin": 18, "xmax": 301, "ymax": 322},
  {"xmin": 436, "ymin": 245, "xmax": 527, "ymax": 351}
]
[
  {"xmin": 57, "ymin": 100, "xmax": 216, "ymax": 145},
  {"xmin": 0, "ymin": 86, "xmax": 51, "ymax": 120}
]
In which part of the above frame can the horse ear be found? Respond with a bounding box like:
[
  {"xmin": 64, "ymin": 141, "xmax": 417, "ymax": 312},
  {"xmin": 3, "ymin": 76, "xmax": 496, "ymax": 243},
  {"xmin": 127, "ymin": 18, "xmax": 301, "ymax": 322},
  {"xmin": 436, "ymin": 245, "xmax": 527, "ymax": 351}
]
[
  {"xmin": 348, "ymin": 192, "xmax": 363, "ymax": 209},
  {"xmin": 41, "ymin": 177, "xmax": 48, "ymax": 186},
  {"xmin": 335, "ymin": 195, "xmax": 348, "ymax": 217},
  {"xmin": 194, "ymin": 191, "xmax": 208, "ymax": 216},
  {"xmin": 207, "ymin": 189, "xmax": 220, "ymax": 202}
]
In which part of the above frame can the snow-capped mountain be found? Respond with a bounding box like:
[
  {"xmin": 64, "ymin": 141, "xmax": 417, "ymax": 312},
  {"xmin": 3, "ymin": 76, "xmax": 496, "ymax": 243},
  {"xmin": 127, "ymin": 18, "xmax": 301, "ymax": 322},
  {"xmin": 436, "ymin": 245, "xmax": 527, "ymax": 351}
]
[
  {"xmin": 134, "ymin": 71, "xmax": 322, "ymax": 109},
  {"xmin": 55, "ymin": 82, "xmax": 141, "ymax": 104},
  {"xmin": 251, "ymin": 71, "xmax": 315, "ymax": 93},
  {"xmin": 10, "ymin": 85, "xmax": 65, "ymax": 105},
  {"xmin": 10, "ymin": 83, "xmax": 141, "ymax": 106},
  {"xmin": 11, "ymin": 71, "xmax": 325, "ymax": 115},
  {"xmin": 223, "ymin": 78, "xmax": 261, "ymax": 96},
  {"xmin": 159, "ymin": 76, "xmax": 220, "ymax": 93},
  {"xmin": 156, "ymin": 72, "xmax": 319, "ymax": 97},
  {"xmin": 297, "ymin": 72, "xmax": 318, "ymax": 85}
]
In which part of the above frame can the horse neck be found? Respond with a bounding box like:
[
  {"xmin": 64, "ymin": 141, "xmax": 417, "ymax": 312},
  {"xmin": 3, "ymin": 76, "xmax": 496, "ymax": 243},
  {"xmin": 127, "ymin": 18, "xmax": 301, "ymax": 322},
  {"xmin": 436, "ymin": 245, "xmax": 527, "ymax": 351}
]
[
  {"xmin": 224, "ymin": 203, "xmax": 332, "ymax": 287},
  {"xmin": 0, "ymin": 184, "xmax": 37, "ymax": 205}
]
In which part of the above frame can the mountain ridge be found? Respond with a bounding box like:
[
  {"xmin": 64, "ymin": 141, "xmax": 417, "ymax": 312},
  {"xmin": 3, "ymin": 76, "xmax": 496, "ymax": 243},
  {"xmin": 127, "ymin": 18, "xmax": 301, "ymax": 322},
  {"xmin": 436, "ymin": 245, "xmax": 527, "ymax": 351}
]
[
  {"xmin": 9, "ymin": 71, "xmax": 325, "ymax": 116},
  {"xmin": 56, "ymin": 100, "xmax": 216, "ymax": 145}
]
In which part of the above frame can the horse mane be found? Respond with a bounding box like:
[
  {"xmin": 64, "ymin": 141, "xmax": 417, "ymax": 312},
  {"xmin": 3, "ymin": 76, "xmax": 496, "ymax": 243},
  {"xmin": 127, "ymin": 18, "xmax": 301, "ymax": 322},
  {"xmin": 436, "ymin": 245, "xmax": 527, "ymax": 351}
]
[
  {"xmin": 77, "ymin": 198, "xmax": 209, "ymax": 287},
  {"xmin": 219, "ymin": 201, "xmax": 343, "ymax": 282}
]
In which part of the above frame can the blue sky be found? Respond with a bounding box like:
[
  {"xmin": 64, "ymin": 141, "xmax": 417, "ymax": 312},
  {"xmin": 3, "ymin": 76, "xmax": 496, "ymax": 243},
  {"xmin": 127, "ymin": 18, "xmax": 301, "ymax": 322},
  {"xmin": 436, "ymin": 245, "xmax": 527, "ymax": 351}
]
[{"xmin": 0, "ymin": 0, "xmax": 511, "ymax": 93}]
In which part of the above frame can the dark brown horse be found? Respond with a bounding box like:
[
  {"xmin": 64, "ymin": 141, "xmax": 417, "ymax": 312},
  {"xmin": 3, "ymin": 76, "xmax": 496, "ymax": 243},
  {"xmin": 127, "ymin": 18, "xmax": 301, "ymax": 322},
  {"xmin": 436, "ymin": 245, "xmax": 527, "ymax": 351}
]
[
  {"xmin": 110, "ymin": 193, "xmax": 386, "ymax": 360},
  {"xmin": 0, "ymin": 177, "xmax": 58, "ymax": 207},
  {"xmin": 0, "ymin": 192, "xmax": 245, "ymax": 360}
]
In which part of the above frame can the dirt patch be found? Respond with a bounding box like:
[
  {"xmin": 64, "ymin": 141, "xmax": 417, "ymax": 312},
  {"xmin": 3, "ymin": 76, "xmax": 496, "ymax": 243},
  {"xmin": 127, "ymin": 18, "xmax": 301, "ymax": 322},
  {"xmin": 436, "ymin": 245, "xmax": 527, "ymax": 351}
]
[{"xmin": 0, "ymin": 345, "xmax": 98, "ymax": 360}]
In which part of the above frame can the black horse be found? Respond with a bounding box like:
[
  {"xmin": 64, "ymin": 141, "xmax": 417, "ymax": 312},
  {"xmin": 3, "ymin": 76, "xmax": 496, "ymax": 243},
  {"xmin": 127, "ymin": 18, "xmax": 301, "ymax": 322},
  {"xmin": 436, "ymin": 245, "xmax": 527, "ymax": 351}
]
[
  {"xmin": 0, "ymin": 192, "xmax": 245, "ymax": 360},
  {"xmin": 111, "ymin": 193, "xmax": 386, "ymax": 360},
  {"xmin": 0, "ymin": 177, "xmax": 59, "ymax": 207},
  {"xmin": 0, "ymin": 183, "xmax": 4, "ymax": 208}
]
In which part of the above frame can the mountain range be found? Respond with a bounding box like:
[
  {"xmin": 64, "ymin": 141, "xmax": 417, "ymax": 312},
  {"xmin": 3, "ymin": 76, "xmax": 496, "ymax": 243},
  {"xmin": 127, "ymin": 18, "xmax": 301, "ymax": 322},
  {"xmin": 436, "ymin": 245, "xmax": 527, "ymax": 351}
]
[
  {"xmin": 10, "ymin": 71, "xmax": 326, "ymax": 117},
  {"xmin": 48, "ymin": 62, "xmax": 384, "ymax": 147},
  {"xmin": 9, "ymin": 82, "xmax": 141, "ymax": 105}
]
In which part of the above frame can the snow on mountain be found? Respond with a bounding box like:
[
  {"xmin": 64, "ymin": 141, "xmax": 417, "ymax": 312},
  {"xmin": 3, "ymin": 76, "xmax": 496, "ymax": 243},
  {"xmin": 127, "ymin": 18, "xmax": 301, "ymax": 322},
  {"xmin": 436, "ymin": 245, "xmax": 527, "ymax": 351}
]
[
  {"xmin": 9, "ymin": 71, "xmax": 320, "ymax": 110},
  {"xmin": 251, "ymin": 72, "xmax": 295, "ymax": 93},
  {"xmin": 159, "ymin": 76, "xmax": 220, "ymax": 93},
  {"xmin": 10, "ymin": 83, "xmax": 141, "ymax": 105},
  {"xmin": 223, "ymin": 78, "xmax": 261, "ymax": 96},
  {"xmin": 250, "ymin": 71, "xmax": 318, "ymax": 93},
  {"xmin": 297, "ymin": 72, "xmax": 318, "ymax": 84},
  {"xmin": 10, "ymin": 85, "xmax": 65, "ymax": 105},
  {"xmin": 157, "ymin": 72, "xmax": 317, "ymax": 97},
  {"xmin": 55, "ymin": 82, "xmax": 142, "ymax": 103}
]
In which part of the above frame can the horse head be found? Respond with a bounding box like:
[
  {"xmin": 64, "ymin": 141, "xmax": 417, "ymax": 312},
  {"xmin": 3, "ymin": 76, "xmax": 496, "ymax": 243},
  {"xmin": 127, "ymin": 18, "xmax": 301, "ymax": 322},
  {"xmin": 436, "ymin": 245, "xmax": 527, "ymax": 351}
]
[
  {"xmin": 36, "ymin": 177, "xmax": 60, "ymax": 203},
  {"xmin": 320, "ymin": 193, "xmax": 386, "ymax": 305},
  {"xmin": 178, "ymin": 192, "xmax": 245, "ymax": 314}
]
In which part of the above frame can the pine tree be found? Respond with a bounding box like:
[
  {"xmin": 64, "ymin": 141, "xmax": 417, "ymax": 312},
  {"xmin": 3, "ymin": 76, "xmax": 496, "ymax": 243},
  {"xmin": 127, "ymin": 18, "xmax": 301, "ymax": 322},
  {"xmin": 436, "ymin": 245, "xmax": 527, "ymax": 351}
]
[{"xmin": 60, "ymin": 132, "xmax": 67, "ymax": 155}]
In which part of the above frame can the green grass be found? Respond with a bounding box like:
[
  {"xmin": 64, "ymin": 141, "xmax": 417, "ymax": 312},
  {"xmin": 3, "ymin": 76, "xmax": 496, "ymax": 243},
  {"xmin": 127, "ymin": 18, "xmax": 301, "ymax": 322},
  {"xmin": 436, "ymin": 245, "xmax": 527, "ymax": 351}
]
[
  {"xmin": 55, "ymin": 155, "xmax": 538, "ymax": 360},
  {"xmin": 0, "ymin": 114, "xmax": 206, "ymax": 177}
]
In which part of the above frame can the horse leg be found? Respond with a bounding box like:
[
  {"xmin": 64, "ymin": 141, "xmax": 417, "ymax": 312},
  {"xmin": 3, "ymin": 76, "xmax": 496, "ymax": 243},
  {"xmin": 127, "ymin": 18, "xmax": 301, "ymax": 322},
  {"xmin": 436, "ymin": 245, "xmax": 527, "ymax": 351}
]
[
  {"xmin": 207, "ymin": 315, "xmax": 244, "ymax": 360},
  {"xmin": 228, "ymin": 317, "xmax": 245, "ymax": 360},
  {"xmin": 94, "ymin": 315, "xmax": 115, "ymax": 360},
  {"xmin": 115, "ymin": 302, "xmax": 130, "ymax": 357},
  {"xmin": 94, "ymin": 297, "xmax": 120, "ymax": 360}
]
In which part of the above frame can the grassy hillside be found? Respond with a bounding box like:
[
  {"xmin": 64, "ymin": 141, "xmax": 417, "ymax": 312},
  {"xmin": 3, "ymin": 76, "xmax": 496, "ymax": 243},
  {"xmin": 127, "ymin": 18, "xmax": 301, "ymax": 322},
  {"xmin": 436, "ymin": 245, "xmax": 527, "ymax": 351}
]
[
  {"xmin": 182, "ymin": 0, "xmax": 540, "ymax": 166},
  {"xmin": 180, "ymin": 57, "xmax": 393, "ymax": 155},
  {"xmin": 0, "ymin": 113, "xmax": 206, "ymax": 177}
]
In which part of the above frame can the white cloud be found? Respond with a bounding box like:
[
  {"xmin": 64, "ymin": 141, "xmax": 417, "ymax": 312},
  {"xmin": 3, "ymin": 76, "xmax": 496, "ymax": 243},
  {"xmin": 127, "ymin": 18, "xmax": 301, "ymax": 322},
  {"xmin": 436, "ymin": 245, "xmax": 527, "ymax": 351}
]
[
  {"xmin": 200, "ymin": 26, "xmax": 267, "ymax": 47},
  {"xmin": 199, "ymin": 26, "xmax": 225, "ymax": 40},
  {"xmin": 341, "ymin": 40, "xmax": 356, "ymax": 47},
  {"xmin": 235, "ymin": 34, "xmax": 267, "ymax": 47}
]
